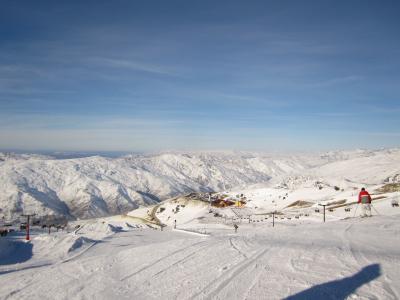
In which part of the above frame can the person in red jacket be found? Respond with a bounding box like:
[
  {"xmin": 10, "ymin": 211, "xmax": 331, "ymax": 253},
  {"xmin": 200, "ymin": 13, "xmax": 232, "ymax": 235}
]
[{"xmin": 358, "ymin": 187, "xmax": 372, "ymax": 217}]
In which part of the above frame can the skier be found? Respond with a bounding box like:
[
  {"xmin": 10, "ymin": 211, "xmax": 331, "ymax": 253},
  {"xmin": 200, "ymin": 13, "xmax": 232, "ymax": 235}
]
[
  {"xmin": 358, "ymin": 187, "xmax": 372, "ymax": 217},
  {"xmin": 234, "ymin": 224, "xmax": 238, "ymax": 233}
]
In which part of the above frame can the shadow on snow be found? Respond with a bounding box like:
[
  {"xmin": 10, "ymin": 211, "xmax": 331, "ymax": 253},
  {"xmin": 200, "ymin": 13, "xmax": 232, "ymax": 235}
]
[
  {"xmin": 0, "ymin": 263, "xmax": 52, "ymax": 276},
  {"xmin": 0, "ymin": 240, "xmax": 33, "ymax": 266},
  {"xmin": 285, "ymin": 264, "xmax": 381, "ymax": 300}
]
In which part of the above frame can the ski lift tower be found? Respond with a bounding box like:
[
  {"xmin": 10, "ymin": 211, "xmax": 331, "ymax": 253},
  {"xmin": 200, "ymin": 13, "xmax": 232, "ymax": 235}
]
[
  {"xmin": 21, "ymin": 213, "xmax": 36, "ymax": 241},
  {"xmin": 318, "ymin": 204, "xmax": 327, "ymax": 223},
  {"xmin": 272, "ymin": 210, "xmax": 277, "ymax": 227}
]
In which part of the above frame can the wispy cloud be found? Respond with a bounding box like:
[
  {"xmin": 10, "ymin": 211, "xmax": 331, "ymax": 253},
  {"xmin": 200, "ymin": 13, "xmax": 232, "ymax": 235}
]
[
  {"xmin": 0, "ymin": 114, "xmax": 184, "ymax": 130},
  {"xmin": 89, "ymin": 57, "xmax": 179, "ymax": 76},
  {"xmin": 306, "ymin": 76, "xmax": 364, "ymax": 88},
  {"xmin": 0, "ymin": 1, "xmax": 399, "ymax": 151},
  {"xmin": 0, "ymin": 65, "xmax": 47, "ymax": 77},
  {"xmin": 310, "ymin": 112, "xmax": 359, "ymax": 118}
]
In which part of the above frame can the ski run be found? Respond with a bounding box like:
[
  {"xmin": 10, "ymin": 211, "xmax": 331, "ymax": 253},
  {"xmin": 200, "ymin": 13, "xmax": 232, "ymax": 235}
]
[
  {"xmin": 1, "ymin": 198, "xmax": 400, "ymax": 299},
  {"xmin": 1, "ymin": 149, "xmax": 400, "ymax": 299}
]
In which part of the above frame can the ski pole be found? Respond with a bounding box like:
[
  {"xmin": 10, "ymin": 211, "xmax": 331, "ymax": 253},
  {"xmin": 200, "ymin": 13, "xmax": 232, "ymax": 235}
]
[
  {"xmin": 353, "ymin": 204, "xmax": 359, "ymax": 218},
  {"xmin": 371, "ymin": 204, "xmax": 380, "ymax": 215}
]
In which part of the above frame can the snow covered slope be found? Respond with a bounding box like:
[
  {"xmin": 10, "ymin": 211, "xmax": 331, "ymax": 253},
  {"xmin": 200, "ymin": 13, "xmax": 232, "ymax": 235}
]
[
  {"xmin": 0, "ymin": 213, "xmax": 399, "ymax": 299},
  {"xmin": 0, "ymin": 149, "xmax": 399, "ymax": 221}
]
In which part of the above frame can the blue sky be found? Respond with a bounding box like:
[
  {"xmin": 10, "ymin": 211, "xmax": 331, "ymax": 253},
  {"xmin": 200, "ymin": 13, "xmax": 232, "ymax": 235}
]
[{"xmin": 0, "ymin": 0, "xmax": 399, "ymax": 152}]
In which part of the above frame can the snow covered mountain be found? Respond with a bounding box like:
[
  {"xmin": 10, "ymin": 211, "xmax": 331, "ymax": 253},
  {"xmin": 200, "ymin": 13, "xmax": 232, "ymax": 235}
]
[{"xmin": 0, "ymin": 149, "xmax": 399, "ymax": 221}]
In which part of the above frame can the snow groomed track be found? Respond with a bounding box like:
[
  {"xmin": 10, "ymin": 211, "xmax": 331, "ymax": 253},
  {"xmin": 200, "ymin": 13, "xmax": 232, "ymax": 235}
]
[{"xmin": 1, "ymin": 214, "xmax": 399, "ymax": 299}]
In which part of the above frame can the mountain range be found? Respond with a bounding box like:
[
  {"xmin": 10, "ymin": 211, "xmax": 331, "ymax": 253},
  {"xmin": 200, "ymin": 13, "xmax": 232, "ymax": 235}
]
[{"xmin": 0, "ymin": 149, "xmax": 399, "ymax": 221}]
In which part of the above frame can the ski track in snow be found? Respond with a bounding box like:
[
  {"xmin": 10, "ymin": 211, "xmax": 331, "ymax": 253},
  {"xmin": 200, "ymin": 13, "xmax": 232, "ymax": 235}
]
[
  {"xmin": 195, "ymin": 246, "xmax": 271, "ymax": 300},
  {"xmin": 229, "ymin": 237, "xmax": 248, "ymax": 258},
  {"xmin": 120, "ymin": 239, "xmax": 209, "ymax": 281},
  {"xmin": 343, "ymin": 223, "xmax": 400, "ymax": 299},
  {"xmin": 1, "ymin": 218, "xmax": 400, "ymax": 299}
]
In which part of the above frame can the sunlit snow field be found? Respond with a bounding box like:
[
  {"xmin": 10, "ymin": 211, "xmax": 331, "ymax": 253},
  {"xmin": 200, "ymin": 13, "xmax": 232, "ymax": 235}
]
[
  {"xmin": 1, "ymin": 203, "xmax": 399, "ymax": 299},
  {"xmin": 1, "ymin": 149, "xmax": 400, "ymax": 299}
]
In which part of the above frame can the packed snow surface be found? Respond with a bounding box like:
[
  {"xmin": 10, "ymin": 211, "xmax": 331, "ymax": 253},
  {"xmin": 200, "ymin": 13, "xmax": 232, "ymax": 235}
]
[{"xmin": 0, "ymin": 213, "xmax": 399, "ymax": 299}]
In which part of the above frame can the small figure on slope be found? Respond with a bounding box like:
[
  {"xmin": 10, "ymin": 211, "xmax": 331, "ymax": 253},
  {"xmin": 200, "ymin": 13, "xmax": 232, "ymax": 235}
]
[
  {"xmin": 234, "ymin": 224, "xmax": 238, "ymax": 233},
  {"xmin": 358, "ymin": 187, "xmax": 372, "ymax": 217}
]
